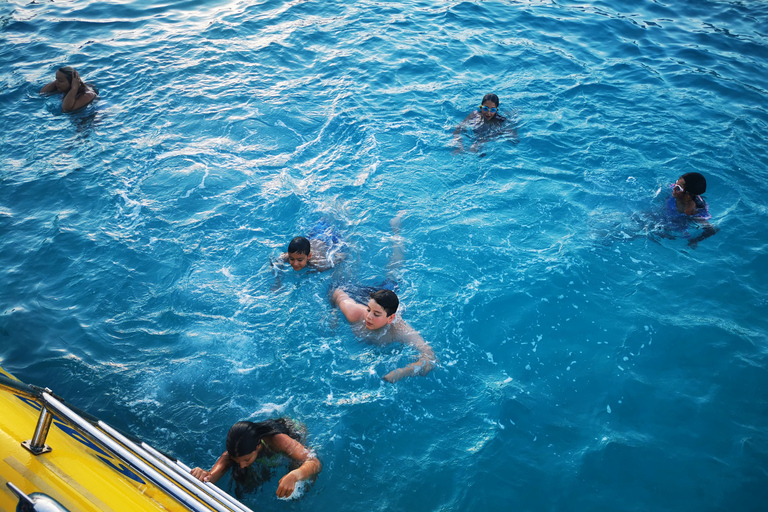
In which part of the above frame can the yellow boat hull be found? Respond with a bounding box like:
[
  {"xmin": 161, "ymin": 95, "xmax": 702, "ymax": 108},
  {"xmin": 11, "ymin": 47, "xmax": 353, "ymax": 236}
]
[{"xmin": 0, "ymin": 367, "xmax": 248, "ymax": 512}]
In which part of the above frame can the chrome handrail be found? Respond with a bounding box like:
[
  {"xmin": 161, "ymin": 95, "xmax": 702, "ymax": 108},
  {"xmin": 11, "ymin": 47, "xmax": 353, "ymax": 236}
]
[
  {"xmin": 141, "ymin": 443, "xmax": 252, "ymax": 512},
  {"xmin": 1, "ymin": 372, "xmax": 251, "ymax": 512},
  {"xmin": 41, "ymin": 392, "xmax": 239, "ymax": 512},
  {"xmin": 98, "ymin": 421, "xmax": 252, "ymax": 512}
]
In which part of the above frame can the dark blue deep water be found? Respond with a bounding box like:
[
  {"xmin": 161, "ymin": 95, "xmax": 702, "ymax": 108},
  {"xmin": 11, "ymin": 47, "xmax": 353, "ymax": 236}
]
[{"xmin": 2, "ymin": 0, "xmax": 768, "ymax": 510}]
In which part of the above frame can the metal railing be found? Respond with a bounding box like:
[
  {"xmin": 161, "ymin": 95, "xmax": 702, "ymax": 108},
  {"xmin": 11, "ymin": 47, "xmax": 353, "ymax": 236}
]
[{"xmin": 0, "ymin": 372, "xmax": 253, "ymax": 512}]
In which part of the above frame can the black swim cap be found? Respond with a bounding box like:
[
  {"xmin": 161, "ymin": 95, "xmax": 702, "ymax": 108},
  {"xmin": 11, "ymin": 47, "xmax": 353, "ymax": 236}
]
[{"xmin": 681, "ymin": 172, "xmax": 707, "ymax": 196}]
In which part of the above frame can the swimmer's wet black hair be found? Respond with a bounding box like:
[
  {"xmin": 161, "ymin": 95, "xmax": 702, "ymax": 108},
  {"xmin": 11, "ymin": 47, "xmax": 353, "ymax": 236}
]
[
  {"xmin": 681, "ymin": 172, "xmax": 707, "ymax": 196},
  {"xmin": 226, "ymin": 419, "xmax": 302, "ymax": 482},
  {"xmin": 370, "ymin": 289, "xmax": 399, "ymax": 316},
  {"xmin": 482, "ymin": 93, "xmax": 500, "ymax": 106},
  {"xmin": 287, "ymin": 236, "xmax": 311, "ymax": 256},
  {"xmin": 57, "ymin": 66, "xmax": 95, "ymax": 95},
  {"xmin": 58, "ymin": 66, "xmax": 75, "ymax": 84}
]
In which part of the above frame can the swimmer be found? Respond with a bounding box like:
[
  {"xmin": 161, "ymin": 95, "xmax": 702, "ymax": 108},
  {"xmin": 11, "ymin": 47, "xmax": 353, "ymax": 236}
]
[
  {"xmin": 592, "ymin": 173, "xmax": 717, "ymax": 248},
  {"xmin": 669, "ymin": 172, "xmax": 718, "ymax": 248},
  {"xmin": 331, "ymin": 288, "xmax": 436, "ymax": 382},
  {"xmin": 452, "ymin": 93, "xmax": 518, "ymax": 153},
  {"xmin": 278, "ymin": 235, "xmax": 344, "ymax": 273},
  {"xmin": 330, "ymin": 213, "xmax": 436, "ymax": 383},
  {"xmin": 190, "ymin": 419, "xmax": 321, "ymax": 498},
  {"xmin": 272, "ymin": 220, "xmax": 347, "ymax": 289},
  {"xmin": 272, "ymin": 222, "xmax": 347, "ymax": 290},
  {"xmin": 40, "ymin": 66, "xmax": 97, "ymax": 112}
]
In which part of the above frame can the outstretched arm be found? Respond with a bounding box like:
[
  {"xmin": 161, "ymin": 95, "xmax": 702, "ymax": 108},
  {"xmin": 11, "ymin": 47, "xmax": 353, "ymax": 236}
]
[
  {"xmin": 40, "ymin": 81, "xmax": 57, "ymax": 93},
  {"xmin": 688, "ymin": 220, "xmax": 718, "ymax": 248},
  {"xmin": 331, "ymin": 289, "xmax": 367, "ymax": 323},
  {"xmin": 267, "ymin": 433, "xmax": 322, "ymax": 498},
  {"xmin": 190, "ymin": 451, "xmax": 232, "ymax": 484},
  {"xmin": 383, "ymin": 322, "xmax": 437, "ymax": 383}
]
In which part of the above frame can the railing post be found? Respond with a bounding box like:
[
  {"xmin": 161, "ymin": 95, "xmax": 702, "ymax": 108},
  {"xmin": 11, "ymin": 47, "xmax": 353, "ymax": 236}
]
[{"xmin": 21, "ymin": 388, "xmax": 54, "ymax": 455}]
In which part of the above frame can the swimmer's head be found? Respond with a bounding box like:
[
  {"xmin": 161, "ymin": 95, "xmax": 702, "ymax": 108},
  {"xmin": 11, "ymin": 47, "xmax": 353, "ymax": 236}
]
[
  {"xmin": 226, "ymin": 421, "xmax": 270, "ymax": 467},
  {"xmin": 55, "ymin": 66, "xmax": 76, "ymax": 93},
  {"xmin": 479, "ymin": 93, "xmax": 500, "ymax": 121},
  {"xmin": 287, "ymin": 236, "xmax": 311, "ymax": 271},
  {"xmin": 371, "ymin": 289, "xmax": 398, "ymax": 316},
  {"xmin": 365, "ymin": 289, "xmax": 398, "ymax": 330},
  {"xmin": 679, "ymin": 172, "xmax": 707, "ymax": 196}
]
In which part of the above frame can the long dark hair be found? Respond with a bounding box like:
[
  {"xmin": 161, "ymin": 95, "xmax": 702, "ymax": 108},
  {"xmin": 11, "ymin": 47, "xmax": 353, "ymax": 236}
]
[{"xmin": 226, "ymin": 419, "xmax": 303, "ymax": 483}]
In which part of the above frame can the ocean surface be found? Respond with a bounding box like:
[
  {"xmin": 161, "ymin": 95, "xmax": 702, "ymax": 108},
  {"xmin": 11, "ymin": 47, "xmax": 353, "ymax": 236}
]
[{"xmin": 2, "ymin": 0, "xmax": 768, "ymax": 510}]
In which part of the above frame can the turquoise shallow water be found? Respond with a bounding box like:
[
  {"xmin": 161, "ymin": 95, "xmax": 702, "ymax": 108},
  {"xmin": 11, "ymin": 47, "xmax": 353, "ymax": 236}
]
[{"xmin": 2, "ymin": 0, "xmax": 768, "ymax": 510}]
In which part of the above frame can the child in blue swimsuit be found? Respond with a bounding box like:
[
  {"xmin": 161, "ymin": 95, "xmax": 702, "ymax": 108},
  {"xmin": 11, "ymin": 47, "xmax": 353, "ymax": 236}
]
[
  {"xmin": 271, "ymin": 220, "xmax": 347, "ymax": 290},
  {"xmin": 276, "ymin": 220, "xmax": 347, "ymax": 273}
]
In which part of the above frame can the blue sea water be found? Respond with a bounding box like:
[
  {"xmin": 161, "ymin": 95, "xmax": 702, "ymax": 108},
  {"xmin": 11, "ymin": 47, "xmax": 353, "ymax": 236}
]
[{"xmin": 2, "ymin": 0, "xmax": 768, "ymax": 510}]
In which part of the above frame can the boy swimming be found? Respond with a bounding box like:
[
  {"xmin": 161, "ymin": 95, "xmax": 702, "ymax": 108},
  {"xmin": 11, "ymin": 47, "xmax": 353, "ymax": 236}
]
[
  {"xmin": 280, "ymin": 236, "xmax": 339, "ymax": 272},
  {"xmin": 329, "ymin": 212, "xmax": 436, "ymax": 383},
  {"xmin": 330, "ymin": 287, "xmax": 436, "ymax": 382},
  {"xmin": 271, "ymin": 221, "xmax": 347, "ymax": 290},
  {"xmin": 595, "ymin": 172, "xmax": 718, "ymax": 249},
  {"xmin": 276, "ymin": 220, "xmax": 346, "ymax": 272}
]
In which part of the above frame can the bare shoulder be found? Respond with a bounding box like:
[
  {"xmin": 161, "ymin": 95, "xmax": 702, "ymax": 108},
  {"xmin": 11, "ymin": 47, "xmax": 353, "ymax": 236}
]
[
  {"xmin": 80, "ymin": 91, "xmax": 97, "ymax": 105},
  {"xmin": 391, "ymin": 318, "xmax": 416, "ymax": 336},
  {"xmin": 392, "ymin": 319, "xmax": 433, "ymax": 351},
  {"xmin": 390, "ymin": 319, "xmax": 420, "ymax": 344},
  {"xmin": 266, "ymin": 433, "xmax": 300, "ymax": 451},
  {"xmin": 266, "ymin": 433, "xmax": 311, "ymax": 460},
  {"xmin": 67, "ymin": 92, "xmax": 97, "ymax": 112},
  {"xmin": 310, "ymin": 238, "xmax": 329, "ymax": 256}
]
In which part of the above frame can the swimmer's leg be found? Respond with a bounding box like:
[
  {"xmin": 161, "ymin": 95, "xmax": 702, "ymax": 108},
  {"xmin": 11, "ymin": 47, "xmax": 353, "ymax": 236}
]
[
  {"xmin": 308, "ymin": 218, "xmax": 347, "ymax": 267},
  {"xmin": 388, "ymin": 211, "xmax": 406, "ymax": 279},
  {"xmin": 306, "ymin": 219, "xmax": 334, "ymax": 243}
]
